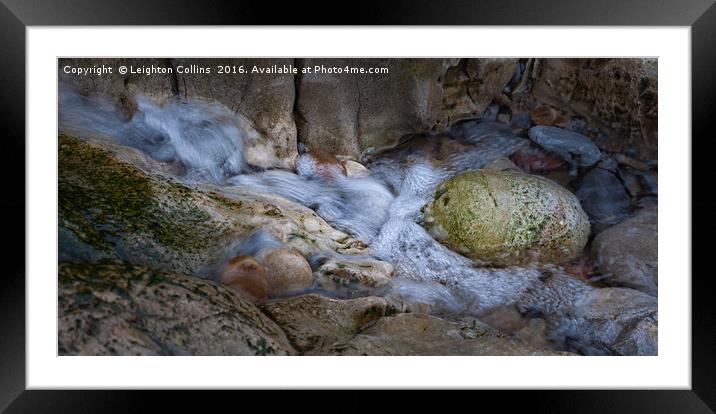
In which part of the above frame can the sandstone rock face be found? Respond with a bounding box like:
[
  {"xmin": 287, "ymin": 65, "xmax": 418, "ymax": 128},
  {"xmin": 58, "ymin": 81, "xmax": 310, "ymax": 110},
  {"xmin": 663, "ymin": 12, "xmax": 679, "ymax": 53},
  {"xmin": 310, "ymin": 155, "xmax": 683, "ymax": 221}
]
[
  {"xmin": 260, "ymin": 294, "xmax": 397, "ymax": 353},
  {"xmin": 423, "ymin": 170, "xmax": 590, "ymax": 265},
  {"xmin": 591, "ymin": 208, "xmax": 658, "ymax": 295},
  {"xmin": 59, "ymin": 58, "xmax": 298, "ymax": 170},
  {"xmin": 59, "ymin": 261, "xmax": 296, "ymax": 355},
  {"xmin": 530, "ymin": 58, "xmax": 657, "ymax": 159},
  {"xmin": 296, "ymin": 58, "xmax": 518, "ymax": 158},
  {"xmin": 58, "ymin": 133, "xmax": 381, "ymax": 276},
  {"xmin": 59, "ymin": 58, "xmax": 177, "ymax": 119},
  {"xmin": 174, "ymin": 58, "xmax": 298, "ymax": 169},
  {"xmin": 317, "ymin": 313, "xmax": 568, "ymax": 356}
]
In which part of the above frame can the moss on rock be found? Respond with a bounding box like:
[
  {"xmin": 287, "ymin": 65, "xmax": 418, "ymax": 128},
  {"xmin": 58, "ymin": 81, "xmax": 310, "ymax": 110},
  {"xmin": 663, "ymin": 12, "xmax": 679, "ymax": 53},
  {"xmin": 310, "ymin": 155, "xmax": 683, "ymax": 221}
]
[
  {"xmin": 59, "ymin": 134, "xmax": 384, "ymax": 276},
  {"xmin": 59, "ymin": 260, "xmax": 296, "ymax": 355},
  {"xmin": 423, "ymin": 170, "xmax": 590, "ymax": 265}
]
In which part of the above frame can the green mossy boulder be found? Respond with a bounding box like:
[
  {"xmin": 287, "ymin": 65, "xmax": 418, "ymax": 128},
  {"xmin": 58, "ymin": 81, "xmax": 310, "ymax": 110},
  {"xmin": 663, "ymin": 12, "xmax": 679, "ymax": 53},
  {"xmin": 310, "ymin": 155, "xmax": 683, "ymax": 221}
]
[
  {"xmin": 58, "ymin": 134, "xmax": 375, "ymax": 275},
  {"xmin": 423, "ymin": 170, "xmax": 590, "ymax": 265}
]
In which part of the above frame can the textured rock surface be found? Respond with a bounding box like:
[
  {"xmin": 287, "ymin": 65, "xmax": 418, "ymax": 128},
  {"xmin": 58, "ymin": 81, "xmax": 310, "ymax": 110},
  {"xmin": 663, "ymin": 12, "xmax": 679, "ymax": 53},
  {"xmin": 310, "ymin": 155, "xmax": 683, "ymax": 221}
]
[
  {"xmin": 575, "ymin": 159, "xmax": 632, "ymax": 231},
  {"xmin": 59, "ymin": 58, "xmax": 298, "ymax": 170},
  {"xmin": 174, "ymin": 58, "xmax": 298, "ymax": 169},
  {"xmin": 527, "ymin": 125, "xmax": 601, "ymax": 174},
  {"xmin": 59, "ymin": 261, "xmax": 296, "ymax": 355},
  {"xmin": 423, "ymin": 170, "xmax": 590, "ymax": 265},
  {"xmin": 317, "ymin": 313, "xmax": 568, "ymax": 356},
  {"xmin": 296, "ymin": 58, "xmax": 517, "ymax": 158},
  {"xmin": 591, "ymin": 208, "xmax": 658, "ymax": 295},
  {"xmin": 59, "ymin": 58, "xmax": 177, "ymax": 119},
  {"xmin": 255, "ymin": 247, "xmax": 314, "ymax": 297},
  {"xmin": 260, "ymin": 294, "xmax": 398, "ymax": 353},
  {"xmin": 529, "ymin": 58, "xmax": 657, "ymax": 159},
  {"xmin": 313, "ymin": 255, "xmax": 394, "ymax": 297},
  {"xmin": 58, "ymin": 133, "xmax": 380, "ymax": 275},
  {"xmin": 552, "ymin": 287, "xmax": 658, "ymax": 356}
]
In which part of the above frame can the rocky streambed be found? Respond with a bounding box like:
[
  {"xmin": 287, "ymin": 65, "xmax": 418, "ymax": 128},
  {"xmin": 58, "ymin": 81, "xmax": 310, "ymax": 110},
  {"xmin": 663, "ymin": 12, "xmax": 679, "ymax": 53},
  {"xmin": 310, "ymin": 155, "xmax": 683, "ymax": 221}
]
[{"xmin": 58, "ymin": 58, "xmax": 658, "ymax": 356}]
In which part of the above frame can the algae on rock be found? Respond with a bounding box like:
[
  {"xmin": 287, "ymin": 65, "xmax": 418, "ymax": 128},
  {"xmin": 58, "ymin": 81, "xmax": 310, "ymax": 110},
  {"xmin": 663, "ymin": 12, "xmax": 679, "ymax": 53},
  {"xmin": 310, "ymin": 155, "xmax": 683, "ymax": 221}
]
[
  {"xmin": 59, "ymin": 260, "xmax": 296, "ymax": 355},
  {"xmin": 58, "ymin": 134, "xmax": 381, "ymax": 276},
  {"xmin": 423, "ymin": 169, "xmax": 590, "ymax": 265}
]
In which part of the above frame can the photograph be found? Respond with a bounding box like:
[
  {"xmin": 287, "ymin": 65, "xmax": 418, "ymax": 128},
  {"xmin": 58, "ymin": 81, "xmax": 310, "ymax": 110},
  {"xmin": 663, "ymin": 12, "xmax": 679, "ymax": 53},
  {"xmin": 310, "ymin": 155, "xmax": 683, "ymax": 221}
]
[{"xmin": 57, "ymin": 57, "xmax": 659, "ymax": 357}]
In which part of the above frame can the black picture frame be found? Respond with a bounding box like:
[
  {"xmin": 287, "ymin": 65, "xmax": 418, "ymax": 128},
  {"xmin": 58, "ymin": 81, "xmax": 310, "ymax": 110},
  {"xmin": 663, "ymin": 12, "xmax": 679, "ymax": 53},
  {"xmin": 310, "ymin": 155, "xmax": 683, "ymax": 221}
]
[{"xmin": 2, "ymin": 0, "xmax": 713, "ymax": 412}]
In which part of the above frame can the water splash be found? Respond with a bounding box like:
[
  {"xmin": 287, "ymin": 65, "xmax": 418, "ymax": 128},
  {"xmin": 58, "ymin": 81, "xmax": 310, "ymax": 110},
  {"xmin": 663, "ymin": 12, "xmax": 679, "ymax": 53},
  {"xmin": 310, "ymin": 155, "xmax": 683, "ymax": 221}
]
[{"xmin": 59, "ymin": 86, "xmax": 251, "ymax": 184}]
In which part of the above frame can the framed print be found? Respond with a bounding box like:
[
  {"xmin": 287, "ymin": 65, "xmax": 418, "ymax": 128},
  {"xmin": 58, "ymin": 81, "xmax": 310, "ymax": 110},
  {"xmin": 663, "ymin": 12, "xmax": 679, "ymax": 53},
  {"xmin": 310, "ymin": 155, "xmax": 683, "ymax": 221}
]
[{"xmin": 2, "ymin": 0, "xmax": 714, "ymax": 411}]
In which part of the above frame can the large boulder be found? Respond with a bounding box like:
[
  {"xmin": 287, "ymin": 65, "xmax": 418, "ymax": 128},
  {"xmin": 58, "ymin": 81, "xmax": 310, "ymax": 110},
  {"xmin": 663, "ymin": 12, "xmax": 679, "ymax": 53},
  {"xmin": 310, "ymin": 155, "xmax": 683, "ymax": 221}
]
[
  {"xmin": 317, "ymin": 313, "xmax": 569, "ymax": 356},
  {"xmin": 423, "ymin": 170, "xmax": 590, "ymax": 265},
  {"xmin": 591, "ymin": 208, "xmax": 658, "ymax": 295},
  {"xmin": 58, "ymin": 261, "xmax": 296, "ymax": 355},
  {"xmin": 295, "ymin": 58, "xmax": 517, "ymax": 158},
  {"xmin": 58, "ymin": 133, "xmax": 380, "ymax": 276}
]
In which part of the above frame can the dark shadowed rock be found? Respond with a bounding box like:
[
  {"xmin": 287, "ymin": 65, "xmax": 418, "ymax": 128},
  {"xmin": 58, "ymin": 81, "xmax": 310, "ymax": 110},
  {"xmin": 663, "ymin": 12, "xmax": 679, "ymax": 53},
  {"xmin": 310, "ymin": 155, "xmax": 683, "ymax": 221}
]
[
  {"xmin": 550, "ymin": 287, "xmax": 658, "ymax": 356},
  {"xmin": 527, "ymin": 125, "xmax": 601, "ymax": 175},
  {"xmin": 591, "ymin": 208, "xmax": 658, "ymax": 295},
  {"xmin": 59, "ymin": 261, "xmax": 296, "ymax": 355},
  {"xmin": 529, "ymin": 58, "xmax": 657, "ymax": 159},
  {"xmin": 296, "ymin": 58, "xmax": 517, "ymax": 158},
  {"xmin": 575, "ymin": 159, "xmax": 632, "ymax": 232}
]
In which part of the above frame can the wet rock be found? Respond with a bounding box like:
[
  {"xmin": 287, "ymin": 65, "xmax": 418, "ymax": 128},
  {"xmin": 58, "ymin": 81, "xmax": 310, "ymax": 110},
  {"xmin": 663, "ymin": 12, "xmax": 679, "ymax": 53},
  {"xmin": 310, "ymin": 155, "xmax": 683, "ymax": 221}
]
[
  {"xmin": 317, "ymin": 313, "xmax": 568, "ymax": 355},
  {"xmin": 516, "ymin": 270, "xmax": 657, "ymax": 355},
  {"xmin": 174, "ymin": 58, "xmax": 298, "ymax": 170},
  {"xmin": 575, "ymin": 159, "xmax": 631, "ymax": 231},
  {"xmin": 510, "ymin": 146, "xmax": 566, "ymax": 174},
  {"xmin": 218, "ymin": 255, "xmax": 269, "ymax": 303},
  {"xmin": 530, "ymin": 58, "xmax": 657, "ymax": 159},
  {"xmin": 296, "ymin": 58, "xmax": 517, "ymax": 158},
  {"xmin": 530, "ymin": 104, "xmax": 559, "ymax": 125},
  {"xmin": 58, "ymin": 134, "xmax": 379, "ymax": 275},
  {"xmin": 591, "ymin": 208, "xmax": 657, "ymax": 295},
  {"xmin": 59, "ymin": 58, "xmax": 177, "ymax": 119},
  {"xmin": 615, "ymin": 153, "xmax": 650, "ymax": 171},
  {"xmin": 59, "ymin": 58, "xmax": 298, "ymax": 170},
  {"xmin": 296, "ymin": 149, "xmax": 347, "ymax": 178},
  {"xmin": 527, "ymin": 125, "xmax": 601, "ymax": 175},
  {"xmin": 342, "ymin": 160, "xmax": 371, "ymax": 177},
  {"xmin": 59, "ymin": 261, "xmax": 296, "ymax": 355},
  {"xmin": 256, "ymin": 247, "xmax": 314, "ymax": 297},
  {"xmin": 551, "ymin": 287, "xmax": 657, "ymax": 355},
  {"xmin": 484, "ymin": 157, "xmax": 520, "ymax": 172},
  {"xmin": 313, "ymin": 255, "xmax": 394, "ymax": 297},
  {"xmin": 423, "ymin": 170, "xmax": 590, "ymax": 265},
  {"xmin": 260, "ymin": 294, "xmax": 397, "ymax": 353}
]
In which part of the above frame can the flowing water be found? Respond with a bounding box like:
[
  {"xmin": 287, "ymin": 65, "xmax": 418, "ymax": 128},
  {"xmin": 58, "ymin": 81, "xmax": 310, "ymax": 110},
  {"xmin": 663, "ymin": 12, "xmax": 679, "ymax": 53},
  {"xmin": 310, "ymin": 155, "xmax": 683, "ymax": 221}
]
[{"xmin": 59, "ymin": 88, "xmax": 655, "ymax": 355}]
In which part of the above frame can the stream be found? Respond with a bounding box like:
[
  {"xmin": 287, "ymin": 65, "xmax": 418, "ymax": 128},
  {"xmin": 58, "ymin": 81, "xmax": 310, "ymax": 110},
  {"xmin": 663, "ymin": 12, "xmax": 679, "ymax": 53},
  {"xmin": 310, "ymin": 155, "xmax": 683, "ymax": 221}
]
[{"xmin": 59, "ymin": 86, "xmax": 657, "ymax": 356}]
